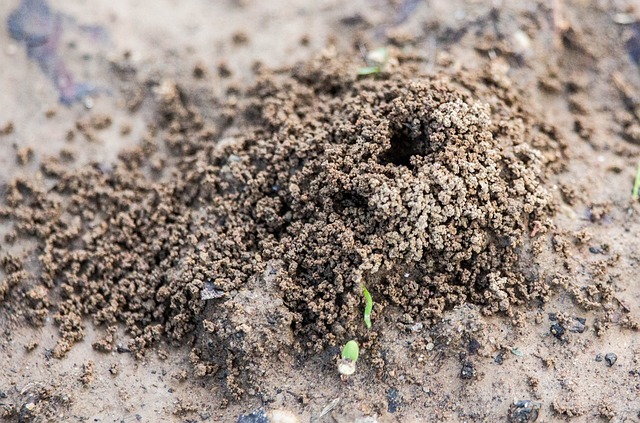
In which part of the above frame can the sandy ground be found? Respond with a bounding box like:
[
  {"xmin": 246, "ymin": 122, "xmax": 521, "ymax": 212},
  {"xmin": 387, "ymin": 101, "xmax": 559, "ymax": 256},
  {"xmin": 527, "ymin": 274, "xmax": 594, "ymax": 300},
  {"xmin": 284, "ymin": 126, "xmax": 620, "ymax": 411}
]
[{"xmin": 2, "ymin": 0, "xmax": 640, "ymax": 422}]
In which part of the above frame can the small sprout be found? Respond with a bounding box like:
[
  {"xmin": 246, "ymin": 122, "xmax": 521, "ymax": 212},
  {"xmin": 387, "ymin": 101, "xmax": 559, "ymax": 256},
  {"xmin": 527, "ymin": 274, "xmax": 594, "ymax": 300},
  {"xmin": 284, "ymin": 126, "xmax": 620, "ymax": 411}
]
[
  {"xmin": 362, "ymin": 286, "xmax": 373, "ymax": 329},
  {"xmin": 357, "ymin": 47, "xmax": 389, "ymax": 76},
  {"xmin": 357, "ymin": 66, "xmax": 381, "ymax": 76},
  {"xmin": 341, "ymin": 340, "xmax": 359, "ymax": 361},
  {"xmin": 338, "ymin": 340, "xmax": 359, "ymax": 376},
  {"xmin": 633, "ymin": 160, "xmax": 640, "ymax": 200}
]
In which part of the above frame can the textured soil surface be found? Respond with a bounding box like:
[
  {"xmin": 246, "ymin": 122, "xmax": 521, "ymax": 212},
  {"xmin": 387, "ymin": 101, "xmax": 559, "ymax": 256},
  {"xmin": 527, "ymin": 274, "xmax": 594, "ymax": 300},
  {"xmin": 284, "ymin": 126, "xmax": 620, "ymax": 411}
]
[{"xmin": 1, "ymin": 0, "xmax": 640, "ymax": 422}]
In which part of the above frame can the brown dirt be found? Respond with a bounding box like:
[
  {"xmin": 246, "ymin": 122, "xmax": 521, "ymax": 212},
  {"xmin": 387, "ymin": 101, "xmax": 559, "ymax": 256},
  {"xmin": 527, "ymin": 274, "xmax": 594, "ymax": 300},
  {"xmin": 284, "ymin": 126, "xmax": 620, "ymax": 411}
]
[
  {"xmin": 2, "ymin": 0, "xmax": 640, "ymax": 422},
  {"xmin": 1, "ymin": 50, "xmax": 561, "ymax": 396}
]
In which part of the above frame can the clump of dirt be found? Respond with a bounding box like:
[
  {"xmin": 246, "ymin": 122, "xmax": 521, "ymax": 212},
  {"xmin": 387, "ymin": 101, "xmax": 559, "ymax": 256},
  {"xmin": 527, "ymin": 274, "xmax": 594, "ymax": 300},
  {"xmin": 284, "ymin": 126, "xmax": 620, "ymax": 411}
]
[{"xmin": 0, "ymin": 51, "xmax": 561, "ymax": 396}]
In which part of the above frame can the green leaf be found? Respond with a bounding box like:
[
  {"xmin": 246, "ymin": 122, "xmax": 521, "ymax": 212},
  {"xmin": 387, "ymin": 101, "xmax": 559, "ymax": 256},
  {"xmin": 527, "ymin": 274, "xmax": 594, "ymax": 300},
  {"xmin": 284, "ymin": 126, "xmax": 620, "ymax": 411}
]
[
  {"xmin": 363, "ymin": 286, "xmax": 373, "ymax": 329},
  {"xmin": 632, "ymin": 160, "xmax": 640, "ymax": 200},
  {"xmin": 357, "ymin": 66, "xmax": 381, "ymax": 76},
  {"xmin": 341, "ymin": 340, "xmax": 360, "ymax": 362}
]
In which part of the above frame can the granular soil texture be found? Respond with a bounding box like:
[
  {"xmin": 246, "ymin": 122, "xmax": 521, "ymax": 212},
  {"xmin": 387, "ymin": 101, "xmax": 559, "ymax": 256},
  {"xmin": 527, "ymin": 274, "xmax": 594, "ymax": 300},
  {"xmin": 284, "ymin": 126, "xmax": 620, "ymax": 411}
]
[{"xmin": 0, "ymin": 52, "xmax": 562, "ymax": 395}]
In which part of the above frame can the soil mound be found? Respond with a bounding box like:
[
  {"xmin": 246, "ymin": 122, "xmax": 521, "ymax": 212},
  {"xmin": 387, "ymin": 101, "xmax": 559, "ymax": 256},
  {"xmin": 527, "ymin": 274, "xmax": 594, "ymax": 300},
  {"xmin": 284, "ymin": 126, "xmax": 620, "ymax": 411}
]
[{"xmin": 0, "ymin": 53, "xmax": 561, "ymax": 395}]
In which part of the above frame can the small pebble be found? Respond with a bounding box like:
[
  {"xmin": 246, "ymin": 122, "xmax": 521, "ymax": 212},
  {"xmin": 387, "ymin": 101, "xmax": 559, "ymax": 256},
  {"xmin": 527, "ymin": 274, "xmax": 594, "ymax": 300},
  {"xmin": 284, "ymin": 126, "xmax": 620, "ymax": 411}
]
[
  {"xmin": 387, "ymin": 388, "xmax": 401, "ymax": 413},
  {"xmin": 468, "ymin": 338, "xmax": 481, "ymax": 355},
  {"xmin": 570, "ymin": 317, "xmax": 586, "ymax": 333},
  {"xmin": 605, "ymin": 353, "xmax": 617, "ymax": 367},
  {"xmin": 237, "ymin": 408, "xmax": 269, "ymax": 423},
  {"xmin": 511, "ymin": 347, "xmax": 524, "ymax": 357},
  {"xmin": 508, "ymin": 400, "xmax": 540, "ymax": 423},
  {"xmin": 550, "ymin": 323, "xmax": 565, "ymax": 340},
  {"xmin": 460, "ymin": 361, "xmax": 476, "ymax": 379},
  {"xmin": 595, "ymin": 353, "xmax": 603, "ymax": 362}
]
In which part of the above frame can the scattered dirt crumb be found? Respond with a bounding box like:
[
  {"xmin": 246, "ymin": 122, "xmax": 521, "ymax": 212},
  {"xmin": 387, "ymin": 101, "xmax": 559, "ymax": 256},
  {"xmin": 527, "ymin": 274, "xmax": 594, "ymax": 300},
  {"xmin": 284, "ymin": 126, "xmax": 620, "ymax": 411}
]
[
  {"xmin": 15, "ymin": 146, "xmax": 33, "ymax": 165},
  {"xmin": 218, "ymin": 61, "xmax": 232, "ymax": 78},
  {"xmin": 0, "ymin": 121, "xmax": 14, "ymax": 135},
  {"xmin": 90, "ymin": 114, "xmax": 112, "ymax": 130},
  {"xmin": 232, "ymin": 31, "xmax": 249, "ymax": 45},
  {"xmin": 79, "ymin": 361, "xmax": 95, "ymax": 386}
]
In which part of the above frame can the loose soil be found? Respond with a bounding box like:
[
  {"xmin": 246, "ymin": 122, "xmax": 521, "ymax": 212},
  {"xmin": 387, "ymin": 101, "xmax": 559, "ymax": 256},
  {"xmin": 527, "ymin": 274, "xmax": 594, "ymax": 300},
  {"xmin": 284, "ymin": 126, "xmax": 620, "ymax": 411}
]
[{"xmin": 1, "ymin": 0, "xmax": 640, "ymax": 422}]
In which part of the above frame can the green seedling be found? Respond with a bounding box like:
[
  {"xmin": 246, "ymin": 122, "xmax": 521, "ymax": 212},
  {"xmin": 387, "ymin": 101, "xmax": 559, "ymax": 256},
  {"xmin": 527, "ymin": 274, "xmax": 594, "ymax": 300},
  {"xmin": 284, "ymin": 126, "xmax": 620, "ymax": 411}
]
[
  {"xmin": 357, "ymin": 66, "xmax": 381, "ymax": 76},
  {"xmin": 357, "ymin": 47, "xmax": 389, "ymax": 76},
  {"xmin": 633, "ymin": 160, "xmax": 640, "ymax": 200},
  {"xmin": 362, "ymin": 286, "xmax": 373, "ymax": 329},
  {"xmin": 338, "ymin": 340, "xmax": 360, "ymax": 376},
  {"xmin": 342, "ymin": 340, "xmax": 360, "ymax": 362},
  {"xmin": 335, "ymin": 286, "xmax": 372, "ymax": 376}
]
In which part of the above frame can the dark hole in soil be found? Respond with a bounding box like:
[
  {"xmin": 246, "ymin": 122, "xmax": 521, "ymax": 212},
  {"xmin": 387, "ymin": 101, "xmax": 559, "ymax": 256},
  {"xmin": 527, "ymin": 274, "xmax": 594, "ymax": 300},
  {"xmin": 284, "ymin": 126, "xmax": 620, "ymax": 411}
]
[
  {"xmin": 336, "ymin": 191, "xmax": 367, "ymax": 212},
  {"xmin": 474, "ymin": 271, "xmax": 490, "ymax": 290},
  {"xmin": 380, "ymin": 127, "xmax": 428, "ymax": 168}
]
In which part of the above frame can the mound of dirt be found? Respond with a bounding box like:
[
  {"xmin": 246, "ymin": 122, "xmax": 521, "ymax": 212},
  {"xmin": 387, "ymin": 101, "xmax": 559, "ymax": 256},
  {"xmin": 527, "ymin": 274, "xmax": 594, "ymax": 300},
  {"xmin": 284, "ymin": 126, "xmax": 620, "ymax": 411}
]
[{"xmin": 0, "ymin": 52, "xmax": 562, "ymax": 396}]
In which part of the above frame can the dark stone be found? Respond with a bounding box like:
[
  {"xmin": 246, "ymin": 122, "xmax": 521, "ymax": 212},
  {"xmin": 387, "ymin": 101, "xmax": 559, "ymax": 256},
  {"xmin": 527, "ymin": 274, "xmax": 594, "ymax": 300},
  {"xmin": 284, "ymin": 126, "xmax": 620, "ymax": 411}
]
[
  {"xmin": 387, "ymin": 388, "xmax": 402, "ymax": 413},
  {"xmin": 495, "ymin": 351, "xmax": 505, "ymax": 365},
  {"xmin": 595, "ymin": 353, "xmax": 603, "ymax": 362},
  {"xmin": 550, "ymin": 323, "xmax": 566, "ymax": 340},
  {"xmin": 605, "ymin": 353, "xmax": 617, "ymax": 367},
  {"xmin": 116, "ymin": 344, "xmax": 131, "ymax": 353},
  {"xmin": 460, "ymin": 361, "xmax": 476, "ymax": 379},
  {"xmin": 589, "ymin": 246, "xmax": 604, "ymax": 254},
  {"xmin": 19, "ymin": 399, "xmax": 37, "ymax": 423},
  {"xmin": 237, "ymin": 408, "xmax": 269, "ymax": 423},
  {"xmin": 508, "ymin": 400, "xmax": 541, "ymax": 422},
  {"xmin": 468, "ymin": 338, "xmax": 481, "ymax": 355}
]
